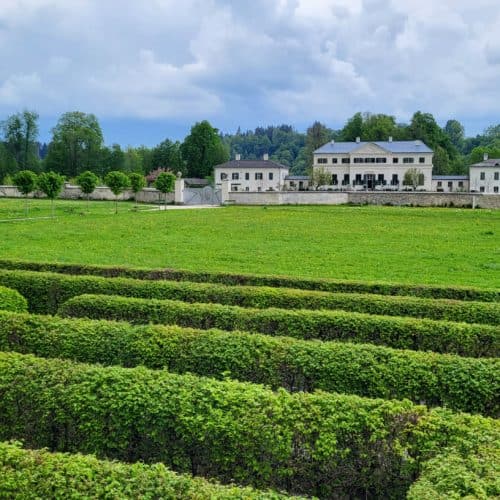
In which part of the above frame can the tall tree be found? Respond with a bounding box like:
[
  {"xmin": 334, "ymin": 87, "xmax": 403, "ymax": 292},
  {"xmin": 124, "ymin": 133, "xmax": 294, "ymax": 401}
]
[
  {"xmin": 152, "ymin": 139, "xmax": 185, "ymax": 176},
  {"xmin": 44, "ymin": 112, "xmax": 104, "ymax": 178},
  {"xmin": 305, "ymin": 121, "xmax": 331, "ymax": 170},
  {"xmin": 1, "ymin": 110, "xmax": 40, "ymax": 171},
  {"xmin": 181, "ymin": 121, "xmax": 228, "ymax": 178},
  {"xmin": 444, "ymin": 120, "xmax": 465, "ymax": 152},
  {"xmin": 339, "ymin": 112, "xmax": 363, "ymax": 141}
]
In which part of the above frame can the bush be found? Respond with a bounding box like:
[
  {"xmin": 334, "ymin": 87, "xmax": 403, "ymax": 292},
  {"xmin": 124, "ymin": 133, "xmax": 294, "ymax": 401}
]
[
  {"xmin": 0, "ymin": 311, "xmax": 497, "ymax": 416},
  {"xmin": 0, "ymin": 352, "xmax": 498, "ymax": 498},
  {"xmin": 0, "ymin": 269, "xmax": 497, "ymax": 324},
  {"xmin": 0, "ymin": 286, "xmax": 27, "ymax": 313},
  {"xmin": 59, "ymin": 294, "xmax": 500, "ymax": 357},
  {"xmin": 0, "ymin": 258, "xmax": 496, "ymax": 302},
  {"xmin": 0, "ymin": 441, "xmax": 288, "ymax": 499}
]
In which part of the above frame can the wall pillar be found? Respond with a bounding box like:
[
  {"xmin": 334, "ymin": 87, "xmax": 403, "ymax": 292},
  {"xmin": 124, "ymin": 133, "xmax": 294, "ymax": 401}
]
[
  {"xmin": 220, "ymin": 180, "xmax": 230, "ymax": 204},
  {"xmin": 174, "ymin": 178, "xmax": 185, "ymax": 205}
]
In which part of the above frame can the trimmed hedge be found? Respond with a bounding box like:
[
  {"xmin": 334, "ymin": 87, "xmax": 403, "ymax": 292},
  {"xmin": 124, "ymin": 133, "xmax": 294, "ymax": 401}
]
[
  {"xmin": 0, "ymin": 285, "xmax": 27, "ymax": 313},
  {"xmin": 0, "ymin": 351, "xmax": 498, "ymax": 498},
  {"xmin": 1, "ymin": 268, "xmax": 498, "ymax": 324},
  {"xmin": 0, "ymin": 311, "xmax": 498, "ymax": 416},
  {"xmin": 407, "ymin": 445, "xmax": 499, "ymax": 499},
  {"xmin": 59, "ymin": 294, "xmax": 500, "ymax": 357},
  {"xmin": 0, "ymin": 258, "xmax": 497, "ymax": 302},
  {"xmin": 0, "ymin": 441, "xmax": 291, "ymax": 499}
]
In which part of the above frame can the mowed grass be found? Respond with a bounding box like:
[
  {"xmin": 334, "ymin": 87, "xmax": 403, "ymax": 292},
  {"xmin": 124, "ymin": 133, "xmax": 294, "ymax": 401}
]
[{"xmin": 0, "ymin": 198, "xmax": 499, "ymax": 288}]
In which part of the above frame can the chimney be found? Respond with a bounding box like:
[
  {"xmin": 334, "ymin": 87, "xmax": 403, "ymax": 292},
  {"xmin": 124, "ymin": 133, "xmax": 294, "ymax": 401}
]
[
  {"xmin": 484, "ymin": 153, "xmax": 489, "ymax": 161},
  {"xmin": 355, "ymin": 137, "xmax": 360, "ymax": 143},
  {"xmin": 388, "ymin": 136, "xmax": 393, "ymax": 142},
  {"xmin": 331, "ymin": 139, "xmax": 335, "ymax": 145},
  {"xmin": 263, "ymin": 153, "xmax": 269, "ymax": 161},
  {"xmin": 235, "ymin": 153, "xmax": 241, "ymax": 161}
]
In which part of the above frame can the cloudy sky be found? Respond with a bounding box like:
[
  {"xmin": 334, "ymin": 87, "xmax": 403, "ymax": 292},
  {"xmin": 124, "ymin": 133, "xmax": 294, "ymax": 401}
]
[{"xmin": 0, "ymin": 0, "xmax": 499, "ymax": 145}]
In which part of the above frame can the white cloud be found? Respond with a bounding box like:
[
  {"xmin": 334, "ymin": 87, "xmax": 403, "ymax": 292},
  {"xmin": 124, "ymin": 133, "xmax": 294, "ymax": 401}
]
[{"xmin": 0, "ymin": 0, "xmax": 498, "ymax": 132}]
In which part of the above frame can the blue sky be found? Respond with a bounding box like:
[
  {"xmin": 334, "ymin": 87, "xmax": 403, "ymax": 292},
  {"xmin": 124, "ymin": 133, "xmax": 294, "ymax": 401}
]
[{"xmin": 1, "ymin": 0, "xmax": 499, "ymax": 146}]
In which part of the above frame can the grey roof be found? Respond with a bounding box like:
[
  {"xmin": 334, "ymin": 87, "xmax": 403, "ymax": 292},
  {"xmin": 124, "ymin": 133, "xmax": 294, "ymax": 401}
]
[
  {"xmin": 184, "ymin": 178, "xmax": 209, "ymax": 186},
  {"xmin": 214, "ymin": 159, "xmax": 289, "ymax": 169},
  {"xmin": 314, "ymin": 140, "xmax": 433, "ymax": 154},
  {"xmin": 432, "ymin": 175, "xmax": 469, "ymax": 180},
  {"xmin": 285, "ymin": 175, "xmax": 309, "ymax": 180},
  {"xmin": 470, "ymin": 159, "xmax": 500, "ymax": 167}
]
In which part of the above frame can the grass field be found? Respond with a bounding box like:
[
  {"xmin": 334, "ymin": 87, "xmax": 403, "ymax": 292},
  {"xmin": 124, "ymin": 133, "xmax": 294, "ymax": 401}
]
[{"xmin": 0, "ymin": 198, "xmax": 498, "ymax": 287}]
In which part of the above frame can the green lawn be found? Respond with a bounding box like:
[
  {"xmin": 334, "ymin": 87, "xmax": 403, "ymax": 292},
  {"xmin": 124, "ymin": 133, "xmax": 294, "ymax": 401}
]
[{"xmin": 0, "ymin": 199, "xmax": 498, "ymax": 288}]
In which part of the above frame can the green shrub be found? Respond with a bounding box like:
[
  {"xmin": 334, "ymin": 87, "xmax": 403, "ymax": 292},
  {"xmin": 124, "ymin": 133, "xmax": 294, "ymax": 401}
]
[
  {"xmin": 0, "ymin": 352, "xmax": 498, "ymax": 499},
  {"xmin": 0, "ymin": 441, "xmax": 290, "ymax": 499},
  {"xmin": 0, "ymin": 311, "xmax": 498, "ymax": 416},
  {"xmin": 59, "ymin": 294, "xmax": 500, "ymax": 357},
  {"xmin": 0, "ymin": 286, "xmax": 27, "ymax": 313},
  {"xmin": 0, "ymin": 258, "xmax": 497, "ymax": 302},
  {"xmin": 1, "ymin": 268, "xmax": 498, "ymax": 324},
  {"xmin": 407, "ymin": 445, "xmax": 499, "ymax": 499}
]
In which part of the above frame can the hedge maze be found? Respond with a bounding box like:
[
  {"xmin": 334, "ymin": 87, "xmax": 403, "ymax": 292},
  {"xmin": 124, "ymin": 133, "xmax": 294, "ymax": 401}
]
[{"xmin": 0, "ymin": 259, "xmax": 498, "ymax": 498}]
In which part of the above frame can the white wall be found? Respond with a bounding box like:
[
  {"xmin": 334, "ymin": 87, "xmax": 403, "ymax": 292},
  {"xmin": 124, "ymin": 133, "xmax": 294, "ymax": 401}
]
[
  {"xmin": 215, "ymin": 167, "xmax": 288, "ymax": 192},
  {"xmin": 469, "ymin": 167, "xmax": 500, "ymax": 194}
]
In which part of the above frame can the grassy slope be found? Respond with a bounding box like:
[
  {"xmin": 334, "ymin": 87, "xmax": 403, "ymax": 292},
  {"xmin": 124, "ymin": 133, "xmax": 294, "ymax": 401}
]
[{"xmin": 0, "ymin": 200, "xmax": 498, "ymax": 287}]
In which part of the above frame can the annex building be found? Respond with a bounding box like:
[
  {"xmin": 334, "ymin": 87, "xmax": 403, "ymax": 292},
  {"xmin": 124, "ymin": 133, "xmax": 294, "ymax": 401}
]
[
  {"xmin": 214, "ymin": 154, "xmax": 289, "ymax": 192},
  {"xmin": 313, "ymin": 138, "xmax": 433, "ymax": 191},
  {"xmin": 469, "ymin": 154, "xmax": 500, "ymax": 194}
]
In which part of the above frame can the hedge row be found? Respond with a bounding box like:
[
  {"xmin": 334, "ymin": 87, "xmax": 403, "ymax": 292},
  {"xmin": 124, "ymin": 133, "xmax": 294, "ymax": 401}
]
[
  {"xmin": 407, "ymin": 445, "xmax": 499, "ymax": 499},
  {"xmin": 0, "ymin": 258, "xmax": 497, "ymax": 302},
  {"xmin": 59, "ymin": 294, "xmax": 500, "ymax": 357},
  {"xmin": 2, "ymin": 268, "xmax": 498, "ymax": 325},
  {"xmin": 0, "ymin": 351, "xmax": 498, "ymax": 498},
  {"xmin": 1, "ymin": 311, "xmax": 498, "ymax": 416},
  {"xmin": 0, "ymin": 285, "xmax": 27, "ymax": 313},
  {"xmin": 0, "ymin": 441, "xmax": 291, "ymax": 500}
]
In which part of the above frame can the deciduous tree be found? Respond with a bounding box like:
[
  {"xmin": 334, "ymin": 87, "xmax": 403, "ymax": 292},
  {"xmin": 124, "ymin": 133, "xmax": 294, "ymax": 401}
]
[
  {"xmin": 37, "ymin": 171, "xmax": 65, "ymax": 217},
  {"xmin": 13, "ymin": 170, "xmax": 38, "ymax": 216},
  {"xmin": 129, "ymin": 173, "xmax": 146, "ymax": 207},
  {"xmin": 104, "ymin": 171, "xmax": 130, "ymax": 214},
  {"xmin": 154, "ymin": 171, "xmax": 176, "ymax": 204},
  {"xmin": 76, "ymin": 170, "xmax": 99, "ymax": 211}
]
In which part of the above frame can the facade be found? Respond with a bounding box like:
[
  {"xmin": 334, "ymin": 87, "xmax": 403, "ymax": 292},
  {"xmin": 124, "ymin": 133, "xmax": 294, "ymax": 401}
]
[
  {"xmin": 284, "ymin": 175, "xmax": 310, "ymax": 191},
  {"xmin": 469, "ymin": 155, "xmax": 500, "ymax": 194},
  {"xmin": 214, "ymin": 154, "xmax": 289, "ymax": 192},
  {"xmin": 313, "ymin": 138, "xmax": 433, "ymax": 191},
  {"xmin": 431, "ymin": 175, "xmax": 469, "ymax": 193}
]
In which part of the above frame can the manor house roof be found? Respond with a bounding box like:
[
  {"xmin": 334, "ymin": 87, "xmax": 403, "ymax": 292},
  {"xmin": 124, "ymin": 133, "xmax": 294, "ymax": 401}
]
[
  {"xmin": 215, "ymin": 159, "xmax": 289, "ymax": 169},
  {"xmin": 314, "ymin": 140, "xmax": 433, "ymax": 154}
]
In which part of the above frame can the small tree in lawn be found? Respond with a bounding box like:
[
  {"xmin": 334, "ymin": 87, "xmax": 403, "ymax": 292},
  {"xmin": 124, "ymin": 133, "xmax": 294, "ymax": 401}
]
[
  {"xmin": 105, "ymin": 171, "xmax": 130, "ymax": 214},
  {"xmin": 154, "ymin": 171, "xmax": 176, "ymax": 205},
  {"xmin": 37, "ymin": 171, "xmax": 65, "ymax": 217},
  {"xmin": 403, "ymin": 168, "xmax": 425, "ymax": 191},
  {"xmin": 76, "ymin": 170, "xmax": 99, "ymax": 211},
  {"xmin": 13, "ymin": 170, "xmax": 38, "ymax": 216},
  {"xmin": 129, "ymin": 173, "xmax": 146, "ymax": 208}
]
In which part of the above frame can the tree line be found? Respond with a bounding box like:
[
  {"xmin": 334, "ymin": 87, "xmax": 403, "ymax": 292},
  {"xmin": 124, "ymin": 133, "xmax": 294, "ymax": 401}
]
[{"xmin": 1, "ymin": 110, "xmax": 499, "ymax": 184}]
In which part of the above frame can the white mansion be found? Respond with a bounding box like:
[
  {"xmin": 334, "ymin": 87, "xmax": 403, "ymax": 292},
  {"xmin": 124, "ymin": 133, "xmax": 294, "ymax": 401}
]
[{"xmin": 313, "ymin": 138, "xmax": 433, "ymax": 190}]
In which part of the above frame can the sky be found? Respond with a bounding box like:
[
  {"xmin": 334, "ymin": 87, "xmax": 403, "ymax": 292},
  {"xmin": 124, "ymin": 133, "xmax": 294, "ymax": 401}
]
[{"xmin": 0, "ymin": 0, "xmax": 499, "ymax": 146}]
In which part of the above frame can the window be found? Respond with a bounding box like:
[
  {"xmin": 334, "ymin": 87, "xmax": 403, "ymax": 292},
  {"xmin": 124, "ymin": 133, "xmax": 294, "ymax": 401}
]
[
  {"xmin": 232, "ymin": 172, "xmax": 239, "ymax": 180},
  {"xmin": 494, "ymin": 186, "xmax": 499, "ymax": 193},
  {"xmin": 268, "ymin": 172, "xmax": 273, "ymax": 180},
  {"xmin": 354, "ymin": 158, "xmax": 363, "ymax": 164},
  {"xmin": 494, "ymin": 172, "xmax": 499, "ymax": 180},
  {"xmin": 231, "ymin": 185, "xmax": 238, "ymax": 191},
  {"xmin": 245, "ymin": 172, "xmax": 249, "ymax": 180},
  {"xmin": 257, "ymin": 187, "xmax": 262, "ymax": 192},
  {"xmin": 317, "ymin": 158, "xmax": 327, "ymax": 164},
  {"xmin": 364, "ymin": 157, "xmax": 376, "ymax": 163},
  {"xmin": 393, "ymin": 158, "xmax": 399, "ymax": 164},
  {"xmin": 377, "ymin": 174, "xmax": 385, "ymax": 184},
  {"xmin": 391, "ymin": 174, "xmax": 399, "ymax": 185},
  {"xmin": 419, "ymin": 157, "xmax": 425, "ymax": 163},
  {"xmin": 480, "ymin": 186, "xmax": 485, "ymax": 192},
  {"xmin": 403, "ymin": 157, "xmax": 415, "ymax": 164},
  {"xmin": 480, "ymin": 172, "xmax": 485, "ymax": 180},
  {"xmin": 332, "ymin": 174, "xmax": 338, "ymax": 185},
  {"xmin": 437, "ymin": 181, "xmax": 442, "ymax": 187},
  {"xmin": 354, "ymin": 174, "xmax": 362, "ymax": 185},
  {"xmin": 458, "ymin": 181, "xmax": 463, "ymax": 188},
  {"xmin": 245, "ymin": 187, "xmax": 249, "ymax": 191},
  {"xmin": 342, "ymin": 174, "xmax": 350, "ymax": 185},
  {"xmin": 332, "ymin": 158, "xmax": 338, "ymax": 164},
  {"xmin": 376, "ymin": 158, "xmax": 387, "ymax": 163},
  {"xmin": 342, "ymin": 158, "xmax": 349, "ymax": 164},
  {"xmin": 220, "ymin": 173, "xmax": 227, "ymax": 180},
  {"xmin": 255, "ymin": 173, "xmax": 263, "ymax": 180},
  {"xmin": 448, "ymin": 181, "xmax": 453, "ymax": 189}
]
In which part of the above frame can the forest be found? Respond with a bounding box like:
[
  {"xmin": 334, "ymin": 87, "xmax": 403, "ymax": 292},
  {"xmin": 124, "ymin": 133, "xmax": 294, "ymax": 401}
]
[{"xmin": 1, "ymin": 110, "xmax": 499, "ymax": 184}]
